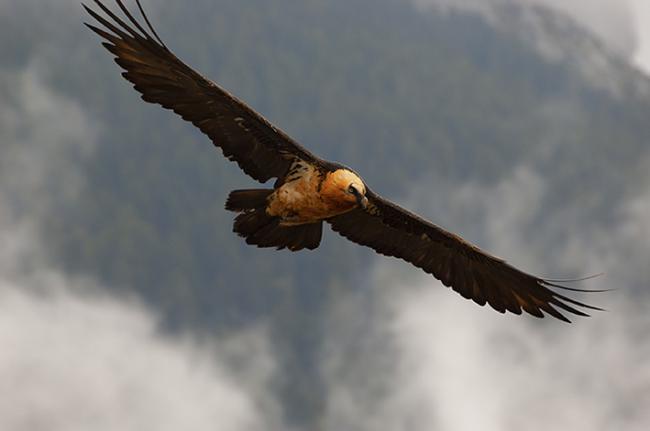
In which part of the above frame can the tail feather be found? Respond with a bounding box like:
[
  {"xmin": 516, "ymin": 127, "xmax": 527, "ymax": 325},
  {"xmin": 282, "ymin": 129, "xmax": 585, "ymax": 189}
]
[
  {"xmin": 228, "ymin": 188, "xmax": 322, "ymax": 251},
  {"xmin": 226, "ymin": 189, "xmax": 273, "ymax": 212},
  {"xmin": 233, "ymin": 210, "xmax": 276, "ymax": 238}
]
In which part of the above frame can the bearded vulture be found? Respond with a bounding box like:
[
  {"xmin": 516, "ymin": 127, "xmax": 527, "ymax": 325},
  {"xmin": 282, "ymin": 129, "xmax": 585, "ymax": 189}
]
[{"xmin": 84, "ymin": 0, "xmax": 603, "ymax": 322}]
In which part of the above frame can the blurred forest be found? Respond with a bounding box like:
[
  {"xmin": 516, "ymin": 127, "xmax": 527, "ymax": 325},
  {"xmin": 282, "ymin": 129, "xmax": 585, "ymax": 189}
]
[{"xmin": 1, "ymin": 0, "xmax": 649, "ymax": 427}]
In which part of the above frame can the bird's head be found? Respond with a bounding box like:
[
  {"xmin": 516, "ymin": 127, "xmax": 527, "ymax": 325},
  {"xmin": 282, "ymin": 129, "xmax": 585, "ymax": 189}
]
[
  {"xmin": 346, "ymin": 182, "xmax": 368, "ymax": 209},
  {"xmin": 325, "ymin": 169, "xmax": 368, "ymax": 209}
]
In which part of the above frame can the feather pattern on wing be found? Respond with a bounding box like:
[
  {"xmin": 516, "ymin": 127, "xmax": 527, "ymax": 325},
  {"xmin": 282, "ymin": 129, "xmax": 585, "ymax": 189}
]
[
  {"xmin": 83, "ymin": 0, "xmax": 322, "ymax": 183},
  {"xmin": 328, "ymin": 189, "xmax": 603, "ymax": 322}
]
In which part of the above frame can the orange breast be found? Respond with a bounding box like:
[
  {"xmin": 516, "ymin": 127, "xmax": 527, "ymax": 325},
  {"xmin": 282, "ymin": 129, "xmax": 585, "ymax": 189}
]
[{"xmin": 266, "ymin": 166, "xmax": 357, "ymax": 225}]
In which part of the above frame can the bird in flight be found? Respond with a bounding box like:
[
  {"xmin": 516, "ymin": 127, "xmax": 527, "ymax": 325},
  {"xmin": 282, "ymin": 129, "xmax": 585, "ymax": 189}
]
[{"xmin": 84, "ymin": 0, "xmax": 603, "ymax": 322}]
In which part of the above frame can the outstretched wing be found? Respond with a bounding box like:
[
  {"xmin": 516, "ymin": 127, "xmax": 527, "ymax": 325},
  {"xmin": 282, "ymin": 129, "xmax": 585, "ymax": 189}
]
[
  {"xmin": 328, "ymin": 189, "xmax": 602, "ymax": 322},
  {"xmin": 84, "ymin": 0, "xmax": 322, "ymax": 183}
]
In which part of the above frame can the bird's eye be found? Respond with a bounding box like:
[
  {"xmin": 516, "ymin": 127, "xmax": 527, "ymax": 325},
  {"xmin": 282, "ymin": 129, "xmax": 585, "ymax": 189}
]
[{"xmin": 348, "ymin": 185, "xmax": 357, "ymax": 194}]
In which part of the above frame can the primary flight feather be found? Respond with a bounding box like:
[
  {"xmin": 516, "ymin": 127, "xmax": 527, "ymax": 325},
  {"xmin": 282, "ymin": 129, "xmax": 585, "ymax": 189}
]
[{"xmin": 84, "ymin": 0, "xmax": 603, "ymax": 322}]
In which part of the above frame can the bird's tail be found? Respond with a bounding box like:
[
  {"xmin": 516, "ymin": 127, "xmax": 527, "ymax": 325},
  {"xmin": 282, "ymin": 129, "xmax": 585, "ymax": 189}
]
[
  {"xmin": 226, "ymin": 189, "xmax": 322, "ymax": 251},
  {"xmin": 225, "ymin": 189, "xmax": 273, "ymax": 212}
]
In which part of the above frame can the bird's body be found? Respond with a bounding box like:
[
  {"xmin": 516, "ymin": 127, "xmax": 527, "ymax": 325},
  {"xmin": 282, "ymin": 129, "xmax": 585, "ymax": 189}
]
[
  {"xmin": 85, "ymin": 0, "xmax": 603, "ymax": 322},
  {"xmin": 269, "ymin": 162, "xmax": 330, "ymax": 225},
  {"xmin": 267, "ymin": 164, "xmax": 365, "ymax": 226},
  {"xmin": 225, "ymin": 164, "xmax": 367, "ymax": 251}
]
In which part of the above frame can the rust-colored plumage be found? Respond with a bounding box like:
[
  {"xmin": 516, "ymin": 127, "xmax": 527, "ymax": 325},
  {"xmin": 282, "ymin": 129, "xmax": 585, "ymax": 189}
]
[{"xmin": 84, "ymin": 0, "xmax": 604, "ymax": 322}]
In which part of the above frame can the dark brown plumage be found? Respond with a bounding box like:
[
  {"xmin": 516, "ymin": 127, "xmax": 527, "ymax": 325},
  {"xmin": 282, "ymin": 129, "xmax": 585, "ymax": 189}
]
[{"xmin": 85, "ymin": 0, "xmax": 603, "ymax": 322}]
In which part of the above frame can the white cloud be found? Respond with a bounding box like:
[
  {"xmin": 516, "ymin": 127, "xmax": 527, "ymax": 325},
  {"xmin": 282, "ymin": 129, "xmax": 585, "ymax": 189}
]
[
  {"xmin": 629, "ymin": 0, "xmax": 650, "ymax": 74},
  {"xmin": 0, "ymin": 66, "xmax": 96, "ymax": 209},
  {"xmin": 413, "ymin": 0, "xmax": 650, "ymax": 98},
  {"xmin": 323, "ymin": 286, "xmax": 648, "ymax": 431},
  {"xmin": 529, "ymin": 0, "xmax": 636, "ymax": 57},
  {"xmin": 416, "ymin": 0, "xmax": 650, "ymax": 98},
  {"xmin": 0, "ymin": 65, "xmax": 98, "ymax": 280},
  {"xmin": 0, "ymin": 284, "xmax": 279, "ymax": 431},
  {"xmin": 415, "ymin": 0, "xmax": 637, "ymax": 58}
]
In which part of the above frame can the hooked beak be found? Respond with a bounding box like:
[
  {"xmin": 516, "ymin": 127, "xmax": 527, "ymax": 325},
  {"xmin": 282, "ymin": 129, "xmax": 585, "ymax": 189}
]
[{"xmin": 356, "ymin": 194, "xmax": 368, "ymax": 210}]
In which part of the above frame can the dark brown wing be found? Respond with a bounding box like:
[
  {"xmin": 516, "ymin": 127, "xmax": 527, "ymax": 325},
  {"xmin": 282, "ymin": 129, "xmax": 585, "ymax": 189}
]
[
  {"xmin": 328, "ymin": 189, "xmax": 603, "ymax": 322},
  {"xmin": 84, "ymin": 0, "xmax": 323, "ymax": 183}
]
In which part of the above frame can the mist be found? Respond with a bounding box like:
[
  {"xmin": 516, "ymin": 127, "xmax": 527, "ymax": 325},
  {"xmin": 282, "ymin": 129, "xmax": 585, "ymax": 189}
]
[
  {"xmin": 415, "ymin": 0, "xmax": 639, "ymax": 60},
  {"xmin": 323, "ymin": 286, "xmax": 648, "ymax": 431},
  {"xmin": 0, "ymin": 284, "xmax": 280, "ymax": 431},
  {"xmin": 630, "ymin": 0, "xmax": 650, "ymax": 73}
]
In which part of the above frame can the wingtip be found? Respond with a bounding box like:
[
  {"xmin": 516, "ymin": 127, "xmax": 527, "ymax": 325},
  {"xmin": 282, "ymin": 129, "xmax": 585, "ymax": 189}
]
[
  {"xmin": 545, "ymin": 281, "xmax": 614, "ymax": 294},
  {"xmin": 527, "ymin": 306, "xmax": 573, "ymax": 323},
  {"xmin": 543, "ymin": 272, "xmax": 605, "ymax": 283},
  {"xmin": 83, "ymin": 22, "xmax": 99, "ymax": 33},
  {"xmin": 543, "ymin": 273, "xmax": 615, "ymax": 294},
  {"xmin": 546, "ymin": 307, "xmax": 573, "ymax": 323}
]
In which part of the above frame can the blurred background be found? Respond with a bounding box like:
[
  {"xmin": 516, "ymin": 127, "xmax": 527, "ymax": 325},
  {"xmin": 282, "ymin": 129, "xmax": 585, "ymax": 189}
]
[{"xmin": 1, "ymin": 0, "xmax": 649, "ymax": 429}]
